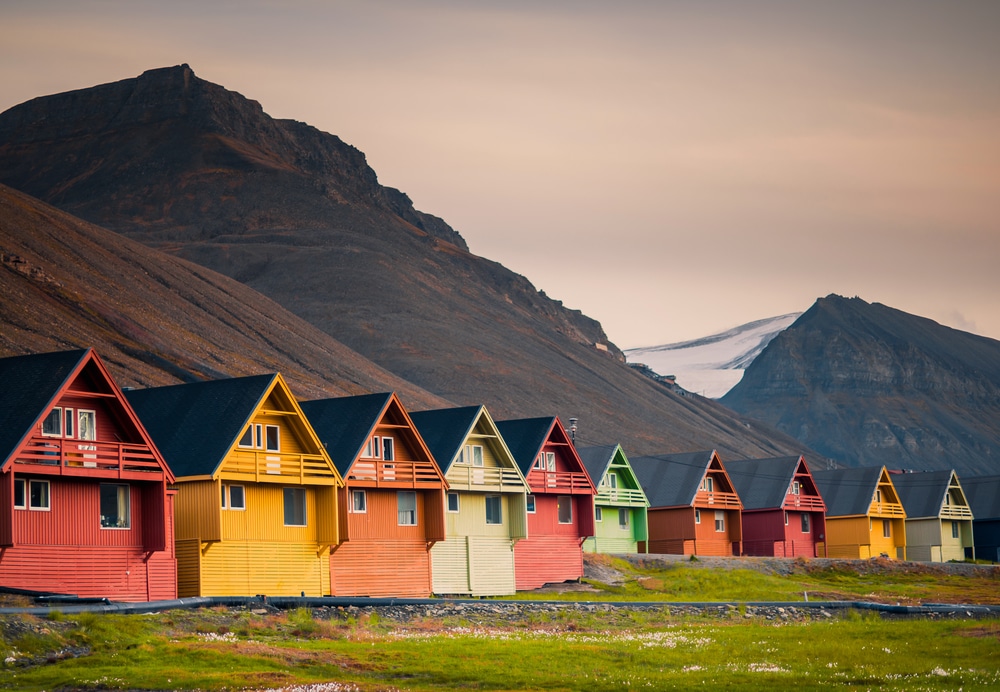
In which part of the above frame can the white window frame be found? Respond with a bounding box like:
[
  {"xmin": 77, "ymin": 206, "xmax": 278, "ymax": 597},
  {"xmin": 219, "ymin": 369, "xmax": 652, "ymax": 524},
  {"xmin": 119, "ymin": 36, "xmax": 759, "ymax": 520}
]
[
  {"xmin": 229, "ymin": 485, "xmax": 246, "ymax": 511},
  {"xmin": 398, "ymin": 491, "xmax": 417, "ymax": 526},
  {"xmin": 606, "ymin": 472, "xmax": 618, "ymax": 488},
  {"xmin": 618, "ymin": 507, "xmax": 629, "ymax": 529},
  {"xmin": 485, "ymin": 495, "xmax": 502, "ymax": 525},
  {"xmin": 365, "ymin": 436, "xmax": 382, "ymax": 459},
  {"xmin": 351, "ymin": 489, "xmax": 367, "ymax": 514},
  {"xmin": 77, "ymin": 409, "xmax": 96, "ymax": 442},
  {"xmin": 13, "ymin": 479, "xmax": 26, "ymax": 509},
  {"xmin": 545, "ymin": 452, "xmax": 556, "ymax": 472},
  {"xmin": 557, "ymin": 495, "xmax": 572, "ymax": 524},
  {"xmin": 283, "ymin": 487, "xmax": 307, "ymax": 527},
  {"xmin": 41, "ymin": 407, "xmax": 62, "ymax": 437},
  {"xmin": 447, "ymin": 492, "xmax": 460, "ymax": 513},
  {"xmin": 469, "ymin": 444, "xmax": 484, "ymax": 467},
  {"xmin": 382, "ymin": 436, "xmax": 394, "ymax": 461},
  {"xmin": 526, "ymin": 494, "xmax": 536, "ymax": 513},
  {"xmin": 100, "ymin": 483, "xmax": 131, "ymax": 529},
  {"xmin": 882, "ymin": 519, "xmax": 891, "ymax": 538},
  {"xmin": 265, "ymin": 425, "xmax": 280, "ymax": 452},
  {"xmin": 714, "ymin": 510, "xmax": 725, "ymax": 533},
  {"xmin": 29, "ymin": 479, "xmax": 50, "ymax": 511},
  {"xmin": 951, "ymin": 521, "xmax": 959, "ymax": 539},
  {"xmin": 221, "ymin": 483, "xmax": 228, "ymax": 508},
  {"xmin": 791, "ymin": 481, "xmax": 801, "ymax": 495},
  {"xmin": 64, "ymin": 408, "xmax": 75, "ymax": 438},
  {"xmin": 238, "ymin": 425, "xmax": 254, "ymax": 448},
  {"xmin": 595, "ymin": 506, "xmax": 603, "ymax": 522},
  {"xmin": 694, "ymin": 508, "xmax": 701, "ymax": 524},
  {"xmin": 784, "ymin": 511, "xmax": 789, "ymax": 525}
]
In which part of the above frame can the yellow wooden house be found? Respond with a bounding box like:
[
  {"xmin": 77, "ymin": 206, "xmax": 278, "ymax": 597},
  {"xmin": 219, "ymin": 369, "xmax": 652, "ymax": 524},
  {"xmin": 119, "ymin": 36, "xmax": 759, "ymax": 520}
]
[
  {"xmin": 814, "ymin": 466, "xmax": 907, "ymax": 559},
  {"xmin": 127, "ymin": 374, "xmax": 342, "ymax": 596}
]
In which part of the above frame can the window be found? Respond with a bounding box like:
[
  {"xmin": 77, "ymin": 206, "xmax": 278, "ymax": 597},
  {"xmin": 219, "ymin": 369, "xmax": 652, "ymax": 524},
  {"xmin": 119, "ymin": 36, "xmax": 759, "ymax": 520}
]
[
  {"xmin": 784, "ymin": 511, "xmax": 789, "ymax": 526},
  {"xmin": 42, "ymin": 408, "xmax": 62, "ymax": 436},
  {"xmin": 882, "ymin": 519, "xmax": 891, "ymax": 538},
  {"xmin": 64, "ymin": 408, "xmax": 74, "ymax": 438},
  {"xmin": 714, "ymin": 510, "xmax": 725, "ymax": 533},
  {"xmin": 29, "ymin": 480, "xmax": 50, "ymax": 511},
  {"xmin": 595, "ymin": 506, "xmax": 603, "ymax": 522},
  {"xmin": 77, "ymin": 410, "xmax": 96, "ymax": 442},
  {"xmin": 606, "ymin": 473, "xmax": 618, "ymax": 488},
  {"xmin": 694, "ymin": 508, "xmax": 701, "ymax": 524},
  {"xmin": 486, "ymin": 495, "xmax": 502, "ymax": 525},
  {"xmin": 951, "ymin": 521, "xmax": 959, "ymax": 539},
  {"xmin": 618, "ymin": 508, "xmax": 629, "ymax": 529},
  {"xmin": 283, "ymin": 487, "xmax": 307, "ymax": 526},
  {"xmin": 351, "ymin": 489, "xmax": 367, "ymax": 513},
  {"xmin": 875, "ymin": 489, "xmax": 882, "ymax": 503},
  {"xmin": 470, "ymin": 445, "xmax": 483, "ymax": 467},
  {"xmin": 14, "ymin": 479, "xmax": 25, "ymax": 509},
  {"xmin": 265, "ymin": 425, "xmax": 280, "ymax": 452},
  {"xmin": 791, "ymin": 481, "xmax": 801, "ymax": 495},
  {"xmin": 557, "ymin": 495, "xmax": 572, "ymax": 524},
  {"xmin": 382, "ymin": 436, "xmax": 394, "ymax": 461},
  {"xmin": 447, "ymin": 492, "xmax": 460, "ymax": 513},
  {"xmin": 100, "ymin": 484, "xmax": 130, "ymax": 528},
  {"xmin": 365, "ymin": 436, "xmax": 381, "ymax": 459},
  {"xmin": 229, "ymin": 485, "xmax": 246, "ymax": 510},
  {"xmin": 701, "ymin": 476, "xmax": 714, "ymax": 492},
  {"xmin": 801, "ymin": 513, "xmax": 810, "ymax": 533},
  {"xmin": 238, "ymin": 426, "xmax": 254, "ymax": 448},
  {"xmin": 545, "ymin": 452, "xmax": 556, "ymax": 471},
  {"xmin": 221, "ymin": 484, "xmax": 227, "ymax": 508},
  {"xmin": 398, "ymin": 491, "xmax": 417, "ymax": 525},
  {"xmin": 526, "ymin": 494, "xmax": 536, "ymax": 513}
]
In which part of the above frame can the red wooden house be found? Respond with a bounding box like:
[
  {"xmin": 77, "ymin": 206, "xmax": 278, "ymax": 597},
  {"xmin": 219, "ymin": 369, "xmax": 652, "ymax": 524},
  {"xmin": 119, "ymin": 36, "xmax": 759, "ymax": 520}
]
[
  {"xmin": 0, "ymin": 349, "xmax": 176, "ymax": 601},
  {"xmin": 632, "ymin": 451, "xmax": 743, "ymax": 556},
  {"xmin": 300, "ymin": 393, "xmax": 447, "ymax": 597},
  {"xmin": 495, "ymin": 417, "xmax": 596, "ymax": 590},
  {"xmin": 725, "ymin": 456, "xmax": 827, "ymax": 557}
]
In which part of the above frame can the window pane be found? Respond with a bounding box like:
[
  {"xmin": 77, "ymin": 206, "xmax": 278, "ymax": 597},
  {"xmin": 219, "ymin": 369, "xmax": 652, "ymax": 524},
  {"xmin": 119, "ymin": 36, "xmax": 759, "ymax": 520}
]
[
  {"xmin": 284, "ymin": 487, "xmax": 307, "ymax": 526},
  {"xmin": 595, "ymin": 506, "xmax": 603, "ymax": 522},
  {"xmin": 221, "ymin": 484, "xmax": 227, "ymax": 508},
  {"xmin": 238, "ymin": 426, "xmax": 253, "ymax": 448},
  {"xmin": 486, "ymin": 495, "xmax": 502, "ymax": 524},
  {"xmin": 882, "ymin": 520, "xmax": 891, "ymax": 538},
  {"xmin": 557, "ymin": 496, "xmax": 572, "ymax": 524},
  {"xmin": 78, "ymin": 410, "xmax": 96, "ymax": 441},
  {"xmin": 472, "ymin": 445, "xmax": 483, "ymax": 467},
  {"xmin": 230, "ymin": 485, "xmax": 246, "ymax": 510},
  {"xmin": 64, "ymin": 409, "xmax": 74, "ymax": 438},
  {"xmin": 265, "ymin": 425, "xmax": 280, "ymax": 452},
  {"xmin": 695, "ymin": 508, "xmax": 701, "ymax": 524},
  {"xmin": 398, "ymin": 491, "xmax": 417, "ymax": 525},
  {"xmin": 447, "ymin": 492, "xmax": 460, "ymax": 512},
  {"xmin": 100, "ymin": 484, "xmax": 130, "ymax": 528},
  {"xmin": 526, "ymin": 495, "xmax": 536, "ymax": 513},
  {"xmin": 42, "ymin": 408, "xmax": 62, "ymax": 436},
  {"xmin": 619, "ymin": 508, "xmax": 628, "ymax": 528},
  {"xmin": 255, "ymin": 424, "xmax": 263, "ymax": 449},
  {"xmin": 714, "ymin": 510, "xmax": 725, "ymax": 532},
  {"xmin": 14, "ymin": 479, "xmax": 25, "ymax": 508},
  {"xmin": 801, "ymin": 513, "xmax": 810, "ymax": 533},
  {"xmin": 29, "ymin": 480, "xmax": 50, "ymax": 510},
  {"xmin": 546, "ymin": 453, "xmax": 556, "ymax": 471},
  {"xmin": 382, "ymin": 437, "xmax": 394, "ymax": 461},
  {"xmin": 352, "ymin": 490, "xmax": 366, "ymax": 513}
]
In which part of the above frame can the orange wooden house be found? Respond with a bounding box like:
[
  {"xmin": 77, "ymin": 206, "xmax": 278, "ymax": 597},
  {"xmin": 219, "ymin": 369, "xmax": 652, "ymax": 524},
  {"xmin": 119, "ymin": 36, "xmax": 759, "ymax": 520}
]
[
  {"xmin": 814, "ymin": 466, "xmax": 907, "ymax": 559},
  {"xmin": 0, "ymin": 349, "xmax": 176, "ymax": 601},
  {"xmin": 300, "ymin": 393, "xmax": 447, "ymax": 597},
  {"xmin": 631, "ymin": 450, "xmax": 743, "ymax": 556},
  {"xmin": 495, "ymin": 417, "xmax": 595, "ymax": 591}
]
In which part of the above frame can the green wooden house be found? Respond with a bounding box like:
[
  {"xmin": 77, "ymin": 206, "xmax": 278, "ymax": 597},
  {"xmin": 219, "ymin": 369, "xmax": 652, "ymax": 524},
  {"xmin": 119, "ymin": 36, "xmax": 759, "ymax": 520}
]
[
  {"xmin": 577, "ymin": 445, "xmax": 649, "ymax": 554},
  {"xmin": 411, "ymin": 405, "xmax": 528, "ymax": 596}
]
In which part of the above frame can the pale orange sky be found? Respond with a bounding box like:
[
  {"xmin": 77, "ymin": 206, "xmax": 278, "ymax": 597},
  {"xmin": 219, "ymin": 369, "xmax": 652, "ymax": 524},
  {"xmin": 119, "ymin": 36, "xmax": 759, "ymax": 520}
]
[{"xmin": 2, "ymin": 0, "xmax": 998, "ymax": 348}]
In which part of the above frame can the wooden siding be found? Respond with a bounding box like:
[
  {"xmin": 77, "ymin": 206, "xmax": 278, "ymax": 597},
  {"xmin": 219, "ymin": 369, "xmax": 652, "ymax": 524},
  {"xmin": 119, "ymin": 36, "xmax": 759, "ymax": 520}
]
[
  {"xmin": 175, "ymin": 538, "xmax": 201, "ymax": 597},
  {"xmin": 445, "ymin": 436, "xmax": 524, "ymax": 493},
  {"xmin": 343, "ymin": 488, "xmax": 435, "ymax": 541},
  {"xmin": 584, "ymin": 505, "xmax": 645, "ymax": 554},
  {"xmin": 514, "ymin": 534, "xmax": 584, "ymax": 590},
  {"xmin": 820, "ymin": 515, "xmax": 906, "ymax": 559},
  {"xmin": 198, "ymin": 540, "xmax": 330, "ymax": 596},
  {"xmin": 645, "ymin": 506, "xmax": 739, "ymax": 556},
  {"xmin": 330, "ymin": 539, "xmax": 432, "ymax": 597},
  {"xmin": 431, "ymin": 535, "xmax": 516, "ymax": 596},
  {"xmin": 741, "ymin": 509, "xmax": 823, "ymax": 557},
  {"xmin": 174, "ymin": 480, "xmax": 222, "ymax": 542},
  {"xmin": 905, "ymin": 518, "xmax": 973, "ymax": 562},
  {"xmin": 220, "ymin": 484, "xmax": 319, "ymax": 543}
]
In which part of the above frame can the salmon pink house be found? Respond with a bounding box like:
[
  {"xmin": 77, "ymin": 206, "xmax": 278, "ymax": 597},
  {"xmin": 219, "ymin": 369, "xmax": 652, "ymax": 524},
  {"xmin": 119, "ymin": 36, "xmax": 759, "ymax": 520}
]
[{"xmin": 0, "ymin": 349, "xmax": 176, "ymax": 601}]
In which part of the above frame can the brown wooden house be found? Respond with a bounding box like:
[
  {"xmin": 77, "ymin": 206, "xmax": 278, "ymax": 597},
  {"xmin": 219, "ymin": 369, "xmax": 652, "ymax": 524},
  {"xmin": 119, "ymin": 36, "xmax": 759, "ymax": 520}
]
[
  {"xmin": 632, "ymin": 450, "xmax": 743, "ymax": 556},
  {"xmin": 0, "ymin": 349, "xmax": 176, "ymax": 601}
]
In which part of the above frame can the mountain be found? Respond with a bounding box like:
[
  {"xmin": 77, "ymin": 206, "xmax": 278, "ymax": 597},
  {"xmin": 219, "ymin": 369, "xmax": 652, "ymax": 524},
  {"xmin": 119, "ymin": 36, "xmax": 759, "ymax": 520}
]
[
  {"xmin": 0, "ymin": 182, "xmax": 447, "ymax": 407},
  {"xmin": 721, "ymin": 295, "xmax": 1000, "ymax": 476},
  {"xmin": 0, "ymin": 65, "xmax": 820, "ymax": 460},
  {"xmin": 625, "ymin": 313, "xmax": 801, "ymax": 398}
]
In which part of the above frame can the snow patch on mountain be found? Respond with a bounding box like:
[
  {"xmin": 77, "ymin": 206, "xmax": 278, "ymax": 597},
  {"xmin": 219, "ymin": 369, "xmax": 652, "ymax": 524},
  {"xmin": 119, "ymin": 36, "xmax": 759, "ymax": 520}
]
[{"xmin": 625, "ymin": 313, "xmax": 802, "ymax": 398}]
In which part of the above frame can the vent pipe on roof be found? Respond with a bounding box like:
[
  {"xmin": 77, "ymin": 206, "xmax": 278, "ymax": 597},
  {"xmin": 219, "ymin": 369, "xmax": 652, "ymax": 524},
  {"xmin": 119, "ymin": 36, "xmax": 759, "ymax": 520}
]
[{"xmin": 567, "ymin": 417, "xmax": 578, "ymax": 445}]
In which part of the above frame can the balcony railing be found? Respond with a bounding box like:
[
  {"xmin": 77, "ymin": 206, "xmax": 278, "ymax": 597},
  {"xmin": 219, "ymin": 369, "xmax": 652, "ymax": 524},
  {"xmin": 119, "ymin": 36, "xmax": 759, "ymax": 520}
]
[
  {"xmin": 17, "ymin": 437, "xmax": 163, "ymax": 476},
  {"xmin": 694, "ymin": 490, "xmax": 742, "ymax": 509},
  {"xmin": 347, "ymin": 459, "xmax": 442, "ymax": 487},
  {"xmin": 786, "ymin": 494, "xmax": 826, "ymax": 510},
  {"xmin": 448, "ymin": 465, "xmax": 524, "ymax": 491},
  {"xmin": 869, "ymin": 501, "xmax": 906, "ymax": 517},
  {"xmin": 528, "ymin": 470, "xmax": 592, "ymax": 494},
  {"xmin": 940, "ymin": 505, "xmax": 973, "ymax": 518},
  {"xmin": 226, "ymin": 449, "xmax": 339, "ymax": 484},
  {"xmin": 596, "ymin": 487, "xmax": 647, "ymax": 506}
]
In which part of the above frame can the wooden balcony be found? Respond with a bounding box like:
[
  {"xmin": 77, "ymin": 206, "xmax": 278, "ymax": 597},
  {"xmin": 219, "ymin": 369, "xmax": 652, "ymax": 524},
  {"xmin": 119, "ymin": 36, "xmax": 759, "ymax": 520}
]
[
  {"xmin": 15, "ymin": 437, "xmax": 164, "ymax": 479},
  {"xmin": 528, "ymin": 470, "xmax": 592, "ymax": 494},
  {"xmin": 447, "ymin": 465, "xmax": 524, "ymax": 492},
  {"xmin": 694, "ymin": 490, "xmax": 742, "ymax": 509},
  {"xmin": 869, "ymin": 501, "xmax": 906, "ymax": 517},
  {"xmin": 596, "ymin": 487, "xmax": 647, "ymax": 506},
  {"xmin": 940, "ymin": 505, "xmax": 973, "ymax": 519},
  {"xmin": 785, "ymin": 494, "xmax": 826, "ymax": 510},
  {"xmin": 347, "ymin": 459, "xmax": 443, "ymax": 488},
  {"xmin": 226, "ymin": 449, "xmax": 340, "ymax": 485}
]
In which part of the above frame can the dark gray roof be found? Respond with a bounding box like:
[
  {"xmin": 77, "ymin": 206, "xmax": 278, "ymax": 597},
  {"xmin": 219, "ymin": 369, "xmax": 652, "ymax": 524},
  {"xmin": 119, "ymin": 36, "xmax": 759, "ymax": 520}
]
[
  {"xmin": 891, "ymin": 470, "xmax": 958, "ymax": 519},
  {"xmin": 0, "ymin": 350, "xmax": 90, "ymax": 469},
  {"xmin": 725, "ymin": 457, "xmax": 804, "ymax": 511},
  {"xmin": 630, "ymin": 451, "xmax": 716, "ymax": 508},
  {"xmin": 300, "ymin": 393, "xmax": 392, "ymax": 477},
  {"xmin": 813, "ymin": 466, "xmax": 885, "ymax": 517},
  {"xmin": 495, "ymin": 417, "xmax": 557, "ymax": 477},
  {"xmin": 576, "ymin": 445, "xmax": 619, "ymax": 486},
  {"xmin": 963, "ymin": 474, "xmax": 1000, "ymax": 521},
  {"xmin": 410, "ymin": 406, "xmax": 483, "ymax": 475}
]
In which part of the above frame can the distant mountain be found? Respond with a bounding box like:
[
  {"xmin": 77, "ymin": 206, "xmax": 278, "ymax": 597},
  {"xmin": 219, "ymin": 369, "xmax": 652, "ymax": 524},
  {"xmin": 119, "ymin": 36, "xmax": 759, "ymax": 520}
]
[
  {"xmin": 625, "ymin": 313, "xmax": 801, "ymax": 398},
  {"xmin": 721, "ymin": 295, "xmax": 1000, "ymax": 476},
  {"xmin": 0, "ymin": 65, "xmax": 819, "ymax": 461}
]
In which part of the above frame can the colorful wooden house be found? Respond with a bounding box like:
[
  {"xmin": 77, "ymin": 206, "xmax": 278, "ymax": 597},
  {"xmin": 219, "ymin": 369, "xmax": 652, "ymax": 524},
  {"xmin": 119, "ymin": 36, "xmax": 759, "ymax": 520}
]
[
  {"xmin": 891, "ymin": 470, "xmax": 974, "ymax": 562},
  {"xmin": 963, "ymin": 474, "xmax": 1000, "ymax": 563},
  {"xmin": 813, "ymin": 466, "xmax": 907, "ymax": 559},
  {"xmin": 576, "ymin": 444, "xmax": 649, "ymax": 554},
  {"xmin": 300, "ymin": 393, "xmax": 447, "ymax": 597},
  {"xmin": 127, "ymin": 374, "xmax": 342, "ymax": 597},
  {"xmin": 0, "ymin": 349, "xmax": 176, "ymax": 601},
  {"xmin": 631, "ymin": 451, "xmax": 743, "ymax": 556},
  {"xmin": 410, "ymin": 405, "xmax": 528, "ymax": 596},
  {"xmin": 495, "ymin": 417, "xmax": 596, "ymax": 591},
  {"xmin": 725, "ymin": 456, "xmax": 827, "ymax": 557}
]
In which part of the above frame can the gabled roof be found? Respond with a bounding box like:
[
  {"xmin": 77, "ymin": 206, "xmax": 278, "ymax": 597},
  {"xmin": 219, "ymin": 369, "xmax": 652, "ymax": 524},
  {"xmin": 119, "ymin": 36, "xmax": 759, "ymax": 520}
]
[
  {"xmin": 576, "ymin": 445, "xmax": 620, "ymax": 486},
  {"xmin": 0, "ymin": 349, "xmax": 92, "ymax": 469},
  {"xmin": 891, "ymin": 470, "xmax": 965, "ymax": 520},
  {"xmin": 495, "ymin": 417, "xmax": 559, "ymax": 477},
  {"xmin": 410, "ymin": 405, "xmax": 483, "ymax": 475},
  {"xmin": 126, "ymin": 374, "xmax": 277, "ymax": 478},
  {"xmin": 630, "ymin": 451, "xmax": 718, "ymax": 508},
  {"xmin": 960, "ymin": 474, "xmax": 1000, "ymax": 521},
  {"xmin": 726, "ymin": 456, "xmax": 811, "ymax": 511},
  {"xmin": 813, "ymin": 466, "xmax": 887, "ymax": 518}
]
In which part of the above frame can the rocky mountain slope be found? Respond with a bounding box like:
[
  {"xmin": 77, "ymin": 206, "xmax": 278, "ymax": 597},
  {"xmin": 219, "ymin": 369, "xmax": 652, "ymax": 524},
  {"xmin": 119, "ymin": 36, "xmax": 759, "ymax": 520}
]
[
  {"xmin": 721, "ymin": 295, "xmax": 1000, "ymax": 476},
  {"xmin": 0, "ymin": 65, "xmax": 818, "ymax": 460}
]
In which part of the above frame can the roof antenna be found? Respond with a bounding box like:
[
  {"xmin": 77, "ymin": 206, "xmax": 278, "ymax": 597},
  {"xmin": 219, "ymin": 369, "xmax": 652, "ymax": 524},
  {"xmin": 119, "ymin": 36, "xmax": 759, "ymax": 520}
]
[{"xmin": 568, "ymin": 417, "xmax": 578, "ymax": 445}]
